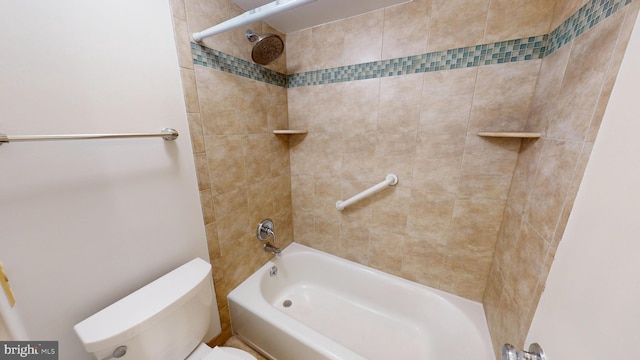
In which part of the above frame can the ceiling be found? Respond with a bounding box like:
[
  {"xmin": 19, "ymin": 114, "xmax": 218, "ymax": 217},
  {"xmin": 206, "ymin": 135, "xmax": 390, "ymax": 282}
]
[{"xmin": 231, "ymin": 0, "xmax": 412, "ymax": 33}]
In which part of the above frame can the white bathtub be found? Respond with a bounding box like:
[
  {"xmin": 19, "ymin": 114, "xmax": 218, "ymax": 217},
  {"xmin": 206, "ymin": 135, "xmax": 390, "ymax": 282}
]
[{"xmin": 228, "ymin": 243, "xmax": 494, "ymax": 360}]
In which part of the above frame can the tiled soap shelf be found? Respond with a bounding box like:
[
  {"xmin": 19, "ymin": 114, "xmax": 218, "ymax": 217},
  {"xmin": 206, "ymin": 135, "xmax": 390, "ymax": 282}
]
[
  {"xmin": 477, "ymin": 132, "xmax": 541, "ymax": 139},
  {"xmin": 273, "ymin": 130, "xmax": 308, "ymax": 135}
]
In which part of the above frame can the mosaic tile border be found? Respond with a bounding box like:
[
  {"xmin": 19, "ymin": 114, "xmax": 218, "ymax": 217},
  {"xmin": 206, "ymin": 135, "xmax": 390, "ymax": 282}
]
[
  {"xmin": 190, "ymin": 0, "xmax": 630, "ymax": 88},
  {"xmin": 288, "ymin": 36, "xmax": 546, "ymax": 87},
  {"xmin": 546, "ymin": 0, "xmax": 632, "ymax": 55},
  {"xmin": 191, "ymin": 43, "xmax": 287, "ymax": 87}
]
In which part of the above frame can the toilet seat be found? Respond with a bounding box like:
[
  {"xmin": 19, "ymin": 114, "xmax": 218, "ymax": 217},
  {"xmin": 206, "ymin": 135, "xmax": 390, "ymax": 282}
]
[{"xmin": 204, "ymin": 346, "xmax": 257, "ymax": 360}]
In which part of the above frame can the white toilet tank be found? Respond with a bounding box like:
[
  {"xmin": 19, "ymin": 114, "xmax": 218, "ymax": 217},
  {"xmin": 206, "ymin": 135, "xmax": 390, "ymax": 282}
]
[{"xmin": 74, "ymin": 258, "xmax": 218, "ymax": 360}]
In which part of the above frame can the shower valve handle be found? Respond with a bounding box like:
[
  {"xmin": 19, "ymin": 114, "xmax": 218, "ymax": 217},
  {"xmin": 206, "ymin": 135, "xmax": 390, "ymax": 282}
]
[{"xmin": 257, "ymin": 219, "xmax": 276, "ymax": 243}]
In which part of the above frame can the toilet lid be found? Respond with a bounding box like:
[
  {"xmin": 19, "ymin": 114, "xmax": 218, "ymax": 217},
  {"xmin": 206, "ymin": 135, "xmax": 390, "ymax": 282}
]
[{"xmin": 204, "ymin": 346, "xmax": 257, "ymax": 360}]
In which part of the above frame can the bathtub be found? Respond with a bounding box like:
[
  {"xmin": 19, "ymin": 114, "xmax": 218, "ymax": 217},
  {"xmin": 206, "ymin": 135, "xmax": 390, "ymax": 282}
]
[{"xmin": 228, "ymin": 243, "xmax": 494, "ymax": 360}]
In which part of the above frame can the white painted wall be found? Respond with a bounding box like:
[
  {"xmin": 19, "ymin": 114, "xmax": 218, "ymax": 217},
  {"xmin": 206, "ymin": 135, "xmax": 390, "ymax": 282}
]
[
  {"xmin": 0, "ymin": 1, "xmax": 219, "ymax": 358},
  {"xmin": 526, "ymin": 14, "xmax": 640, "ymax": 359}
]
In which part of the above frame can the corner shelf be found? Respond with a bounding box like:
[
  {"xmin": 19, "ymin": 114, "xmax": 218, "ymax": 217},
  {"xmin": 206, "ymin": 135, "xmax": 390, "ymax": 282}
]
[
  {"xmin": 272, "ymin": 130, "xmax": 308, "ymax": 135},
  {"xmin": 477, "ymin": 131, "xmax": 541, "ymax": 139}
]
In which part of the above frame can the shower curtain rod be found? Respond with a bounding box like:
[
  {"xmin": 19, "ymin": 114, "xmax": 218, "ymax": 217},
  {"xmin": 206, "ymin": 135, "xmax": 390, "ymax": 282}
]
[
  {"xmin": 0, "ymin": 128, "xmax": 179, "ymax": 146},
  {"xmin": 192, "ymin": 0, "xmax": 317, "ymax": 42}
]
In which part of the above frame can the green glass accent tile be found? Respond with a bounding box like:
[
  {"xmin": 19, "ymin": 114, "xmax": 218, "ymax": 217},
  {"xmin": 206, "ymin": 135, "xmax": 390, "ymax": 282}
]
[{"xmin": 546, "ymin": 0, "xmax": 631, "ymax": 55}]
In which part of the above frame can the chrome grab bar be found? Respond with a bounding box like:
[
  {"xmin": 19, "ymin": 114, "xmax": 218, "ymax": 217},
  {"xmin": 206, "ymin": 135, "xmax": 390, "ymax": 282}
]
[{"xmin": 0, "ymin": 128, "xmax": 178, "ymax": 146}]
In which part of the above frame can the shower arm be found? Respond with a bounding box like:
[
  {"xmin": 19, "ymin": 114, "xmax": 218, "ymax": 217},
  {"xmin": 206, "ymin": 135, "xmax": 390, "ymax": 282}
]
[{"xmin": 192, "ymin": 0, "xmax": 318, "ymax": 42}]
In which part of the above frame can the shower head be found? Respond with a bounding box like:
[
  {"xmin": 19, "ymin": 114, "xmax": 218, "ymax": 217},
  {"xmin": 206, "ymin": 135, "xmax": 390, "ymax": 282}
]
[{"xmin": 246, "ymin": 30, "xmax": 284, "ymax": 65}]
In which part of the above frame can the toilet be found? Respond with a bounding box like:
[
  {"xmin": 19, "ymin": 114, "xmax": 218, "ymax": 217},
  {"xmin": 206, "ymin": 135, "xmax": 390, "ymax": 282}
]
[{"xmin": 73, "ymin": 258, "xmax": 256, "ymax": 360}]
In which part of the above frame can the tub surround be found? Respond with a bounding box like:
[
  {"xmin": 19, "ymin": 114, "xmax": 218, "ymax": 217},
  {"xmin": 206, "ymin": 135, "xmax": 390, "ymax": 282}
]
[
  {"xmin": 168, "ymin": 0, "xmax": 639, "ymax": 356},
  {"xmin": 484, "ymin": 2, "xmax": 640, "ymax": 356},
  {"xmin": 169, "ymin": 0, "xmax": 294, "ymax": 345}
]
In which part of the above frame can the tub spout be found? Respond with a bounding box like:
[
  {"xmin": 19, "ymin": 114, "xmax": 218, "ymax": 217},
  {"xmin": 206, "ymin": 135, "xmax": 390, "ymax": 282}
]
[{"xmin": 263, "ymin": 242, "xmax": 281, "ymax": 257}]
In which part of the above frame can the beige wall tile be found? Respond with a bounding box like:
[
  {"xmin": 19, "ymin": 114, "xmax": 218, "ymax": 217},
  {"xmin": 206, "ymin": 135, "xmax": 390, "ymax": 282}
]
[
  {"xmin": 429, "ymin": 0, "xmax": 489, "ymax": 52},
  {"xmin": 378, "ymin": 73, "xmax": 423, "ymax": 134},
  {"xmin": 382, "ymin": 0, "xmax": 431, "ymax": 59},
  {"xmin": 200, "ymin": 189, "xmax": 216, "ymax": 225},
  {"xmin": 416, "ymin": 131, "xmax": 466, "ymax": 159},
  {"xmin": 440, "ymin": 248, "xmax": 493, "ymax": 301},
  {"xmin": 525, "ymin": 139, "xmax": 583, "ymax": 242},
  {"xmin": 341, "ymin": 78, "xmax": 380, "ymax": 135},
  {"xmin": 525, "ymin": 44, "xmax": 572, "ymax": 135},
  {"xmin": 494, "ymin": 290, "xmax": 527, "ymax": 350},
  {"xmin": 460, "ymin": 136, "xmax": 521, "ymax": 177},
  {"xmin": 187, "ymin": 112, "xmax": 205, "ymax": 153},
  {"xmin": 482, "ymin": 264, "xmax": 505, "ymax": 357},
  {"xmin": 492, "ymin": 204, "xmax": 523, "ymax": 272},
  {"xmin": 412, "ymin": 156, "xmax": 463, "ymax": 193},
  {"xmin": 314, "ymin": 216, "xmax": 341, "ymax": 253},
  {"xmin": 401, "ymin": 237, "xmax": 447, "ymax": 288},
  {"xmin": 180, "ymin": 68, "xmax": 200, "ymax": 113},
  {"xmin": 292, "ymin": 212, "xmax": 314, "ymax": 247},
  {"xmin": 243, "ymin": 134, "xmax": 272, "ymax": 185},
  {"xmin": 342, "ymin": 150, "xmax": 378, "ymax": 183},
  {"xmin": 502, "ymin": 220, "xmax": 549, "ymax": 310},
  {"xmin": 193, "ymin": 152, "xmax": 210, "ymax": 191},
  {"xmin": 548, "ymin": 11, "xmax": 625, "ymax": 141},
  {"xmin": 371, "ymin": 186, "xmax": 412, "ymax": 234},
  {"xmin": 285, "ymin": 29, "xmax": 313, "ymax": 73},
  {"xmin": 247, "ymin": 179, "xmax": 274, "ymax": 226},
  {"xmin": 469, "ymin": 61, "xmax": 541, "ymax": 134},
  {"xmin": 169, "ymin": 0, "xmax": 186, "ymax": 20},
  {"xmin": 172, "ymin": 17, "xmax": 194, "ymax": 69},
  {"xmin": 311, "ymin": 132, "xmax": 344, "ymax": 179},
  {"xmin": 506, "ymin": 138, "xmax": 545, "ymax": 215},
  {"xmin": 552, "ymin": 142, "xmax": 593, "ymax": 247},
  {"xmin": 484, "ymin": 0, "xmax": 555, "ymax": 43},
  {"xmin": 216, "ymin": 208, "xmax": 251, "ymax": 258},
  {"xmin": 310, "ymin": 22, "xmax": 345, "ymax": 71},
  {"xmin": 185, "ymin": 0, "xmax": 234, "ymax": 54},
  {"xmin": 448, "ymin": 197, "xmax": 506, "ymax": 253},
  {"xmin": 420, "ymin": 67, "xmax": 477, "ymax": 134},
  {"xmin": 343, "ymin": 10, "xmax": 384, "ymax": 65},
  {"xmin": 551, "ymin": 0, "xmax": 590, "ymax": 30},
  {"xmin": 196, "ymin": 69, "xmax": 242, "ymax": 133},
  {"xmin": 339, "ymin": 222, "xmax": 371, "ymax": 264},
  {"xmin": 370, "ymin": 231, "xmax": 405, "ymax": 276},
  {"xmin": 289, "ymin": 133, "xmax": 314, "ymax": 176},
  {"xmin": 457, "ymin": 173, "xmax": 513, "ymax": 200},
  {"xmin": 291, "ymin": 175, "xmax": 314, "ymax": 214},
  {"xmin": 311, "ymin": 83, "xmax": 348, "ymax": 133},
  {"xmin": 213, "ymin": 188, "xmax": 248, "ymax": 220},
  {"xmin": 314, "ymin": 177, "xmax": 342, "ymax": 221},
  {"xmin": 205, "ymin": 135, "xmax": 247, "ymax": 195},
  {"xmin": 406, "ymin": 190, "xmax": 455, "ymax": 240}
]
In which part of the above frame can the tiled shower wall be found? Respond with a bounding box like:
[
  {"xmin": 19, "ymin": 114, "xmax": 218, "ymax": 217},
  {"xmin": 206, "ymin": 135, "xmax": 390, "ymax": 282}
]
[
  {"xmin": 285, "ymin": 0, "xmax": 638, "ymax": 356},
  {"xmin": 168, "ymin": 0, "xmax": 294, "ymax": 344},
  {"xmin": 286, "ymin": 0, "xmax": 553, "ymax": 303},
  {"xmin": 167, "ymin": 0, "xmax": 639, "ymax": 354},
  {"xmin": 483, "ymin": 0, "xmax": 640, "ymax": 356}
]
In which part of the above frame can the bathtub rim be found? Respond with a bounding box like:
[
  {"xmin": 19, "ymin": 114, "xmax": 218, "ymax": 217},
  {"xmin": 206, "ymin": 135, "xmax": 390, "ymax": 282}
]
[{"xmin": 228, "ymin": 242, "xmax": 493, "ymax": 360}]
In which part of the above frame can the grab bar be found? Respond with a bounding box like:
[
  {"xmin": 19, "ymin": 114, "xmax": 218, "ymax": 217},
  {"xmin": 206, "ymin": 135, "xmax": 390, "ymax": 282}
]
[
  {"xmin": 0, "ymin": 128, "xmax": 178, "ymax": 146},
  {"xmin": 336, "ymin": 174, "xmax": 398, "ymax": 211}
]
